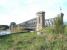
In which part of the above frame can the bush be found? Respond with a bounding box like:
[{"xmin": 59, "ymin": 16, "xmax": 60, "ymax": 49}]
[{"xmin": 54, "ymin": 15, "xmax": 64, "ymax": 34}]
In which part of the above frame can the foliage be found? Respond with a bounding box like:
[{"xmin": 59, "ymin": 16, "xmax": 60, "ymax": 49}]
[
  {"xmin": 54, "ymin": 15, "xmax": 64, "ymax": 34},
  {"xmin": 41, "ymin": 27, "xmax": 53, "ymax": 34},
  {"xmin": 0, "ymin": 32, "xmax": 67, "ymax": 50},
  {"xmin": 64, "ymin": 25, "xmax": 67, "ymax": 34}
]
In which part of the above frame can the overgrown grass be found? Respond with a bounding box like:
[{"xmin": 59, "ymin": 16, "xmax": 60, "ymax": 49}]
[
  {"xmin": 64, "ymin": 25, "xmax": 67, "ymax": 34},
  {"xmin": 0, "ymin": 32, "xmax": 67, "ymax": 50}
]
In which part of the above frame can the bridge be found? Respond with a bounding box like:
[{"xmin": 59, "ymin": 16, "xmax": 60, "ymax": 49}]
[
  {"xmin": 0, "ymin": 25, "xmax": 9, "ymax": 30},
  {"xmin": 10, "ymin": 11, "xmax": 64, "ymax": 32},
  {"xmin": 18, "ymin": 12, "xmax": 63, "ymax": 31}
]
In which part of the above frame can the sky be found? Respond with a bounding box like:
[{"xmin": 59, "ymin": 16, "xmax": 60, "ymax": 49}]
[{"xmin": 0, "ymin": 0, "xmax": 67, "ymax": 25}]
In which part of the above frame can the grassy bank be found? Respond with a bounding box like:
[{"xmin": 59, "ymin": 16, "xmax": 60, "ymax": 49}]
[{"xmin": 0, "ymin": 32, "xmax": 67, "ymax": 50}]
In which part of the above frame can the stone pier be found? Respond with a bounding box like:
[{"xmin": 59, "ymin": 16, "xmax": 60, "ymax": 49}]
[{"xmin": 36, "ymin": 11, "xmax": 45, "ymax": 35}]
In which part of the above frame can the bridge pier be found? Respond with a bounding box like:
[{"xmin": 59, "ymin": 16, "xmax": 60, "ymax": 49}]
[{"xmin": 36, "ymin": 11, "xmax": 45, "ymax": 35}]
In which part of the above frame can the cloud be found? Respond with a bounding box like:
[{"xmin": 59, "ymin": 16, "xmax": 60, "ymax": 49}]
[
  {"xmin": 0, "ymin": 0, "xmax": 8, "ymax": 5},
  {"xmin": 0, "ymin": 0, "xmax": 67, "ymax": 25}
]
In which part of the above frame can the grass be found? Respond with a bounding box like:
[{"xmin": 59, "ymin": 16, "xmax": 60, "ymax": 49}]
[
  {"xmin": 64, "ymin": 26, "xmax": 67, "ymax": 34},
  {"xmin": 0, "ymin": 32, "xmax": 67, "ymax": 50}
]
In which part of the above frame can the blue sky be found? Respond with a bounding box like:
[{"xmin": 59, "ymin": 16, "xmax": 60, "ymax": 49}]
[{"xmin": 0, "ymin": 0, "xmax": 67, "ymax": 25}]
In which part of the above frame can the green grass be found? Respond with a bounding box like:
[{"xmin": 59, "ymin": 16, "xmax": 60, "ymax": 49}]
[
  {"xmin": 64, "ymin": 26, "xmax": 67, "ymax": 34},
  {"xmin": 0, "ymin": 32, "xmax": 67, "ymax": 50}
]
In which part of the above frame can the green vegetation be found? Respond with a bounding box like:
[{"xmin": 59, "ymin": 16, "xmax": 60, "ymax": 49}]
[
  {"xmin": 0, "ymin": 32, "xmax": 67, "ymax": 50},
  {"xmin": 64, "ymin": 22, "xmax": 67, "ymax": 25},
  {"xmin": 0, "ymin": 13, "xmax": 66, "ymax": 50},
  {"xmin": 64, "ymin": 25, "xmax": 67, "ymax": 34},
  {"xmin": 54, "ymin": 15, "xmax": 64, "ymax": 33}
]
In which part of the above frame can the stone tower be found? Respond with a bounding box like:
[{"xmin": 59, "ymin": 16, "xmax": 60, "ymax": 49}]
[
  {"xmin": 10, "ymin": 22, "xmax": 16, "ymax": 33},
  {"xmin": 36, "ymin": 11, "xmax": 45, "ymax": 32}
]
